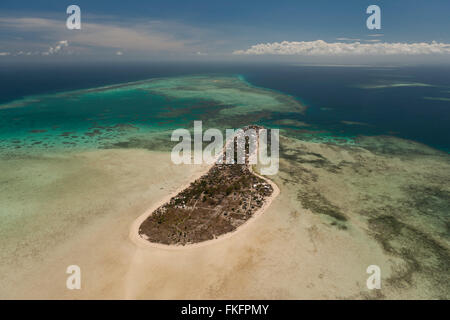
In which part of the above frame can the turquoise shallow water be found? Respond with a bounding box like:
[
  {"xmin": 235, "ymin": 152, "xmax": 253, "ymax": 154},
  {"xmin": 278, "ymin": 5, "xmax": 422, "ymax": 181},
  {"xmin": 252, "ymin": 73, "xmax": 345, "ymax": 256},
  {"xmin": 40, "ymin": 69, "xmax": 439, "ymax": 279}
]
[
  {"xmin": 1, "ymin": 65, "xmax": 449, "ymax": 154},
  {"xmin": 0, "ymin": 75, "xmax": 304, "ymax": 153},
  {"xmin": 0, "ymin": 80, "xmax": 212, "ymax": 152}
]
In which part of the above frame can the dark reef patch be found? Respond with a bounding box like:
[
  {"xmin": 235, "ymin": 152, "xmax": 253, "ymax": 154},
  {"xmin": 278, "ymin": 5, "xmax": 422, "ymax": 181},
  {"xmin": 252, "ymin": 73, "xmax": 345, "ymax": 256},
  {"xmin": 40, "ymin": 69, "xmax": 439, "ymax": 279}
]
[
  {"xmin": 368, "ymin": 215, "xmax": 450, "ymax": 297},
  {"xmin": 355, "ymin": 136, "xmax": 447, "ymax": 158},
  {"xmin": 102, "ymin": 135, "xmax": 174, "ymax": 152},
  {"xmin": 280, "ymin": 143, "xmax": 342, "ymax": 173},
  {"xmin": 297, "ymin": 189, "xmax": 347, "ymax": 223},
  {"xmin": 278, "ymin": 139, "xmax": 347, "ymax": 229},
  {"xmin": 29, "ymin": 130, "xmax": 47, "ymax": 134}
]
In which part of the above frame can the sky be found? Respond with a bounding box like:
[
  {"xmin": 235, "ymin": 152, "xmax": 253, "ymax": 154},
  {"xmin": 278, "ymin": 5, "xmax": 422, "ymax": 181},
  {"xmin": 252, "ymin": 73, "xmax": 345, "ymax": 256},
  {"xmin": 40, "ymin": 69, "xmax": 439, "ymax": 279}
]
[{"xmin": 1, "ymin": 0, "xmax": 450, "ymax": 64}]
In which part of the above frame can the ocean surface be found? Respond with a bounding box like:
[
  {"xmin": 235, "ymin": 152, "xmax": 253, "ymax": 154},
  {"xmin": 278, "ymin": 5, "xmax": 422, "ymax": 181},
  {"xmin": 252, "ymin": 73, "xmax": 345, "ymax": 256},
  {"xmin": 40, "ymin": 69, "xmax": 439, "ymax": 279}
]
[{"xmin": 0, "ymin": 62, "xmax": 449, "ymax": 152}]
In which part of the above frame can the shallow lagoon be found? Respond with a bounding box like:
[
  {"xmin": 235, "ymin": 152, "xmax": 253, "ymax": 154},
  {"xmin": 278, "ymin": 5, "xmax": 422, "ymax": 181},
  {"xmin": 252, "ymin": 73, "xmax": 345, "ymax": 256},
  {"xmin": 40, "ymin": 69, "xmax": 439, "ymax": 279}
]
[{"xmin": 0, "ymin": 75, "xmax": 304, "ymax": 153}]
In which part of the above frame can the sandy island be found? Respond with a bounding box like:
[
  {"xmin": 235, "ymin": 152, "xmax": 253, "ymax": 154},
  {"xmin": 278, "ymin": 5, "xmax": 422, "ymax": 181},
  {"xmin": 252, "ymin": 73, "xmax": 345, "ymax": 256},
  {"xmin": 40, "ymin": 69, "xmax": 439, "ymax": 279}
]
[
  {"xmin": 130, "ymin": 126, "xmax": 280, "ymax": 250},
  {"xmin": 130, "ymin": 163, "xmax": 280, "ymax": 250}
]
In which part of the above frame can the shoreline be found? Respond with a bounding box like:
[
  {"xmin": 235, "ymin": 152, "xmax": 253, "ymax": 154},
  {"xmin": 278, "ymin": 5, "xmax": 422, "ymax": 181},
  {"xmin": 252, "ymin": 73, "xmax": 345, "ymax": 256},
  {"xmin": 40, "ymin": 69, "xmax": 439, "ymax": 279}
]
[
  {"xmin": 129, "ymin": 164, "xmax": 280, "ymax": 250},
  {"xmin": 129, "ymin": 128, "xmax": 281, "ymax": 250}
]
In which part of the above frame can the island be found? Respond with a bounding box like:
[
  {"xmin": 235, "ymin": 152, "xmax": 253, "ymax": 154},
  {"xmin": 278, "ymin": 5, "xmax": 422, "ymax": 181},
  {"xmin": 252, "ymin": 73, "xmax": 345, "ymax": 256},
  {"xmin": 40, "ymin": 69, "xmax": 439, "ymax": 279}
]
[{"xmin": 136, "ymin": 125, "xmax": 278, "ymax": 246}]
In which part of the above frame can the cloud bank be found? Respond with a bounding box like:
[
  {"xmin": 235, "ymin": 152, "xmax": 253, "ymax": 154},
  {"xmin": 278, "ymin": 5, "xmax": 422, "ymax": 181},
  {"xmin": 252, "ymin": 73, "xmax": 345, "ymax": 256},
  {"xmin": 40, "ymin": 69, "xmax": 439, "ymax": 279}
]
[
  {"xmin": 233, "ymin": 40, "xmax": 450, "ymax": 56},
  {"xmin": 0, "ymin": 16, "xmax": 192, "ymax": 57}
]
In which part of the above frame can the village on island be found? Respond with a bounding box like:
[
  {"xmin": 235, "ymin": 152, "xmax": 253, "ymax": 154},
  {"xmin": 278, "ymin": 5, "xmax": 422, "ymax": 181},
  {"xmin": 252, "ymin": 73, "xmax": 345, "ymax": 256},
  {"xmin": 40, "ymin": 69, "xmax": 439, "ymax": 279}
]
[{"xmin": 138, "ymin": 125, "xmax": 277, "ymax": 246}]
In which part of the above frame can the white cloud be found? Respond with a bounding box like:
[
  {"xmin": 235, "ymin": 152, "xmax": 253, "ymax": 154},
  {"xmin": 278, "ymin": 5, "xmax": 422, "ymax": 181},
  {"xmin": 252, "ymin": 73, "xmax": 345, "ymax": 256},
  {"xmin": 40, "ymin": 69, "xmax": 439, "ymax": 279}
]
[
  {"xmin": 116, "ymin": 51, "xmax": 123, "ymax": 56},
  {"xmin": 0, "ymin": 17, "xmax": 189, "ymax": 54},
  {"xmin": 0, "ymin": 52, "xmax": 10, "ymax": 56},
  {"xmin": 336, "ymin": 38, "xmax": 360, "ymax": 41},
  {"xmin": 233, "ymin": 40, "xmax": 450, "ymax": 56},
  {"xmin": 42, "ymin": 40, "xmax": 68, "ymax": 55},
  {"xmin": 70, "ymin": 22, "xmax": 185, "ymax": 51},
  {"xmin": 356, "ymin": 82, "xmax": 434, "ymax": 89}
]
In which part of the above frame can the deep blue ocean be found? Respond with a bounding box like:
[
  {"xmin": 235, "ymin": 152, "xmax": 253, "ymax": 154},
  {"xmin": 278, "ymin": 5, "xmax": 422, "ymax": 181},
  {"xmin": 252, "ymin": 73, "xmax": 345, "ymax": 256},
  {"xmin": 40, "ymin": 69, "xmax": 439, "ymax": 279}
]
[{"xmin": 0, "ymin": 62, "xmax": 449, "ymax": 152}]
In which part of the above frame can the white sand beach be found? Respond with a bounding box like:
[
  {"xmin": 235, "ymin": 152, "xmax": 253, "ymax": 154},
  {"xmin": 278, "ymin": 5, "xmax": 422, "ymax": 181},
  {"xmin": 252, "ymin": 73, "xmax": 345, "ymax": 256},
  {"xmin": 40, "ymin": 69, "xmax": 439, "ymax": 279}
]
[{"xmin": 1, "ymin": 136, "xmax": 448, "ymax": 299}]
